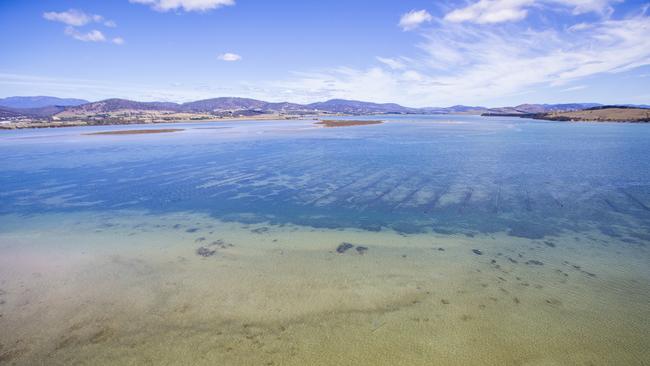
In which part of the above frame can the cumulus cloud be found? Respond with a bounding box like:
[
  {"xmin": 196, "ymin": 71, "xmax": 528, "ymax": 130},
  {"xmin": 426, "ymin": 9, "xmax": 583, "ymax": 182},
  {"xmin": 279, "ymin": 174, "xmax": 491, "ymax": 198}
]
[
  {"xmin": 64, "ymin": 27, "xmax": 106, "ymax": 42},
  {"xmin": 399, "ymin": 10, "xmax": 432, "ymax": 30},
  {"xmin": 44, "ymin": 9, "xmax": 122, "ymax": 45},
  {"xmin": 445, "ymin": 0, "xmax": 620, "ymax": 24},
  {"xmin": 43, "ymin": 9, "xmax": 93, "ymax": 26},
  {"xmin": 130, "ymin": 0, "xmax": 235, "ymax": 12},
  {"xmin": 218, "ymin": 53, "xmax": 242, "ymax": 61},
  {"xmin": 43, "ymin": 9, "xmax": 116, "ymax": 27}
]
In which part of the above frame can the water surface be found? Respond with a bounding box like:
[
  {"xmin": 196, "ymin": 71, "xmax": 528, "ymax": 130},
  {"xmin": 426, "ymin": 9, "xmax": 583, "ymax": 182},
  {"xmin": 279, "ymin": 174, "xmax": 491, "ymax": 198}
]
[{"xmin": 0, "ymin": 116, "xmax": 648, "ymax": 365}]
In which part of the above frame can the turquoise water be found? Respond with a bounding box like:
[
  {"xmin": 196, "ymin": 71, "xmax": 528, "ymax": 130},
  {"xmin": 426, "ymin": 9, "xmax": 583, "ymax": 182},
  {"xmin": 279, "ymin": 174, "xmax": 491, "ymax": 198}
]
[{"xmin": 0, "ymin": 116, "xmax": 649, "ymax": 365}]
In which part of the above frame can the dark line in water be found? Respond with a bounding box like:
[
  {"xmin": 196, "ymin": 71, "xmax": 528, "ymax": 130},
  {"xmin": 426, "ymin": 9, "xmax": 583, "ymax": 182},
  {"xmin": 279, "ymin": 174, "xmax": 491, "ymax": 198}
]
[
  {"xmin": 458, "ymin": 188, "xmax": 474, "ymax": 213},
  {"xmin": 620, "ymin": 190, "xmax": 650, "ymax": 212},
  {"xmin": 363, "ymin": 175, "xmax": 415, "ymax": 208},
  {"xmin": 327, "ymin": 168, "xmax": 386, "ymax": 202},
  {"xmin": 391, "ymin": 178, "xmax": 425, "ymax": 211},
  {"xmin": 551, "ymin": 195, "xmax": 564, "ymax": 208},
  {"xmin": 234, "ymin": 156, "xmax": 328, "ymax": 198},
  {"xmin": 493, "ymin": 186, "xmax": 501, "ymax": 213},
  {"xmin": 423, "ymin": 184, "xmax": 448, "ymax": 214},
  {"xmin": 306, "ymin": 165, "xmax": 374, "ymax": 205},
  {"xmin": 603, "ymin": 198, "xmax": 620, "ymax": 212},
  {"xmin": 344, "ymin": 172, "xmax": 390, "ymax": 205}
]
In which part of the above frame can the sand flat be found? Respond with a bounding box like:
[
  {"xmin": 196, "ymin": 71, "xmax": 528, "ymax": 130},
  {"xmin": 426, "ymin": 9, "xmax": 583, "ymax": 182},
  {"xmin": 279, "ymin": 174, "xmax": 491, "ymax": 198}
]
[{"xmin": 0, "ymin": 211, "xmax": 648, "ymax": 365}]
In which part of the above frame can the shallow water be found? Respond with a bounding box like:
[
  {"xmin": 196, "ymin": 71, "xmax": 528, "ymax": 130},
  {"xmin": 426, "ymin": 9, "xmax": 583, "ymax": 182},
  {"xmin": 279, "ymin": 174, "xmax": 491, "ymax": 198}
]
[{"xmin": 0, "ymin": 116, "xmax": 649, "ymax": 365}]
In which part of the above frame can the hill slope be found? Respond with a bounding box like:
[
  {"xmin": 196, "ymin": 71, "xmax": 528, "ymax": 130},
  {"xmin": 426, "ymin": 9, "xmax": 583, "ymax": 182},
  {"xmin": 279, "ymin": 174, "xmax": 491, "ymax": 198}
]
[
  {"xmin": 0, "ymin": 96, "xmax": 88, "ymax": 109},
  {"xmin": 538, "ymin": 107, "xmax": 650, "ymax": 122},
  {"xmin": 307, "ymin": 99, "xmax": 417, "ymax": 114}
]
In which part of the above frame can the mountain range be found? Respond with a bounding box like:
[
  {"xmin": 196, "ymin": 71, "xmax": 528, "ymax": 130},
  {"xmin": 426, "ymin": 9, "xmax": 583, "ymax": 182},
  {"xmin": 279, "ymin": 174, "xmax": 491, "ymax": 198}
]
[
  {"xmin": 0, "ymin": 96, "xmax": 89, "ymax": 109},
  {"xmin": 1, "ymin": 96, "xmax": 648, "ymax": 120}
]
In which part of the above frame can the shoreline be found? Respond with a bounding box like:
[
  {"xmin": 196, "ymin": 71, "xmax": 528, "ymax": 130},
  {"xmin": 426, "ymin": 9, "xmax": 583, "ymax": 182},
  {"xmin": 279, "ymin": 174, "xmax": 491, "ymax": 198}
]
[
  {"xmin": 0, "ymin": 114, "xmax": 334, "ymax": 131},
  {"xmin": 3, "ymin": 110, "xmax": 650, "ymax": 132},
  {"xmin": 482, "ymin": 107, "xmax": 650, "ymax": 123},
  {"xmin": 483, "ymin": 113, "xmax": 650, "ymax": 123}
]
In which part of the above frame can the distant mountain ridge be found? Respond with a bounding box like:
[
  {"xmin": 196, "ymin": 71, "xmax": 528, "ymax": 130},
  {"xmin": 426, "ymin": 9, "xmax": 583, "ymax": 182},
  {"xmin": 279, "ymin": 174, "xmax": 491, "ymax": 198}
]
[
  {"xmin": 62, "ymin": 98, "xmax": 179, "ymax": 113},
  {"xmin": 305, "ymin": 99, "xmax": 417, "ymax": 114},
  {"xmin": 2, "ymin": 95, "xmax": 648, "ymax": 120},
  {"xmin": 55, "ymin": 97, "xmax": 422, "ymax": 116},
  {"xmin": 0, "ymin": 96, "xmax": 88, "ymax": 109},
  {"xmin": 487, "ymin": 103, "xmax": 602, "ymax": 115},
  {"xmin": 56, "ymin": 98, "xmax": 618, "ymax": 116}
]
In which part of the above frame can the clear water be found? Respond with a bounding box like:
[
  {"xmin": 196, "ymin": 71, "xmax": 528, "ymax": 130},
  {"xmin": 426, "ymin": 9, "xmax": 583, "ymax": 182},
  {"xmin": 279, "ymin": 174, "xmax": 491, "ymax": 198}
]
[{"xmin": 0, "ymin": 116, "xmax": 648, "ymax": 365}]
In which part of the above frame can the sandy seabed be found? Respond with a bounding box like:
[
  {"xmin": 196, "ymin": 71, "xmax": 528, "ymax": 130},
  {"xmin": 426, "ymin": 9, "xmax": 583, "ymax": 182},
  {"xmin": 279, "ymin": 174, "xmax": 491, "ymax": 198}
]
[{"xmin": 0, "ymin": 211, "xmax": 648, "ymax": 365}]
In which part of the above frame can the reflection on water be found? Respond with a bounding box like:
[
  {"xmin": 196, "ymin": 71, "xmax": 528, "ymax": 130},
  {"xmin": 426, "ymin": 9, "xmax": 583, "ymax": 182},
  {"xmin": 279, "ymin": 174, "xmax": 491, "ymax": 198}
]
[{"xmin": 0, "ymin": 116, "xmax": 649, "ymax": 365}]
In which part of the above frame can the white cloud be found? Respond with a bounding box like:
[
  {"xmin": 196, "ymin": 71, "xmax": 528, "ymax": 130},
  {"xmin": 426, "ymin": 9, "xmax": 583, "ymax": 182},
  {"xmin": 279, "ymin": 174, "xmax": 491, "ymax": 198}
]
[
  {"xmin": 22, "ymin": 2, "xmax": 650, "ymax": 106},
  {"xmin": 270, "ymin": 12, "xmax": 650, "ymax": 106},
  {"xmin": 218, "ymin": 53, "xmax": 242, "ymax": 61},
  {"xmin": 43, "ymin": 9, "xmax": 116, "ymax": 27},
  {"xmin": 399, "ymin": 10, "xmax": 433, "ymax": 31},
  {"xmin": 445, "ymin": 0, "xmax": 532, "ymax": 24},
  {"xmin": 130, "ymin": 0, "xmax": 235, "ymax": 12},
  {"xmin": 45, "ymin": 9, "xmax": 121, "ymax": 45},
  {"xmin": 0, "ymin": 72, "xmax": 219, "ymax": 103},
  {"xmin": 43, "ymin": 9, "xmax": 92, "ymax": 26},
  {"xmin": 376, "ymin": 57, "xmax": 405, "ymax": 70},
  {"xmin": 568, "ymin": 22, "xmax": 592, "ymax": 31},
  {"xmin": 444, "ymin": 0, "xmax": 620, "ymax": 24},
  {"xmin": 64, "ymin": 27, "xmax": 106, "ymax": 42},
  {"xmin": 561, "ymin": 85, "xmax": 587, "ymax": 92},
  {"xmin": 566, "ymin": 0, "xmax": 619, "ymax": 15}
]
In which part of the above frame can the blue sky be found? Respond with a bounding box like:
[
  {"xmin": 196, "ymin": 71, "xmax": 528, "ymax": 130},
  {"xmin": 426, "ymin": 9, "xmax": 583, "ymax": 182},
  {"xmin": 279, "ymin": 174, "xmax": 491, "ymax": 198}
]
[{"xmin": 0, "ymin": 0, "xmax": 649, "ymax": 107}]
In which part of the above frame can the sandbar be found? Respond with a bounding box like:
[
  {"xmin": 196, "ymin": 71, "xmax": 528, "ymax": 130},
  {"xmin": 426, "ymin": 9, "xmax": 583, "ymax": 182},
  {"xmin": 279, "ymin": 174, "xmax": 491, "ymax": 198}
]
[{"xmin": 316, "ymin": 120, "xmax": 383, "ymax": 128}]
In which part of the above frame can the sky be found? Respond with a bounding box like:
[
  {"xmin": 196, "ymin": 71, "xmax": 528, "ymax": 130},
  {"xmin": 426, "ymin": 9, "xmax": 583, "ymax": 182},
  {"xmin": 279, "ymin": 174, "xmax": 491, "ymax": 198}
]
[{"xmin": 0, "ymin": 0, "xmax": 649, "ymax": 107}]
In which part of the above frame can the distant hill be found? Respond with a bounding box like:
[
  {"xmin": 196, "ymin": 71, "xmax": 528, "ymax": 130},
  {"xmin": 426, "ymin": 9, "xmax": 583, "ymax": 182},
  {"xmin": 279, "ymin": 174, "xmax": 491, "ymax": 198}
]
[
  {"xmin": 0, "ymin": 96, "xmax": 88, "ymax": 109},
  {"xmin": 583, "ymin": 105, "xmax": 650, "ymax": 111},
  {"xmin": 486, "ymin": 103, "xmax": 602, "ymax": 115},
  {"xmin": 59, "ymin": 98, "xmax": 180, "ymax": 115},
  {"xmin": 0, "ymin": 107, "xmax": 24, "ymax": 119},
  {"xmin": 181, "ymin": 97, "xmax": 264, "ymax": 112},
  {"xmin": 58, "ymin": 97, "xmax": 422, "ymax": 116},
  {"xmin": 421, "ymin": 105, "xmax": 488, "ymax": 114},
  {"xmin": 306, "ymin": 99, "xmax": 417, "ymax": 114},
  {"xmin": 2, "ymin": 95, "xmax": 647, "ymax": 126},
  {"xmin": 0, "ymin": 105, "xmax": 68, "ymax": 118},
  {"xmin": 2, "ymin": 96, "xmax": 645, "ymax": 117},
  {"xmin": 537, "ymin": 107, "xmax": 650, "ymax": 122}
]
